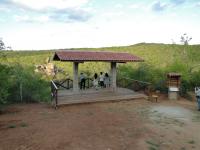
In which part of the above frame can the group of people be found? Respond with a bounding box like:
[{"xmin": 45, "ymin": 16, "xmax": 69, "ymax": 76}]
[
  {"xmin": 79, "ymin": 72, "xmax": 110, "ymax": 90},
  {"xmin": 93, "ymin": 72, "xmax": 110, "ymax": 90}
]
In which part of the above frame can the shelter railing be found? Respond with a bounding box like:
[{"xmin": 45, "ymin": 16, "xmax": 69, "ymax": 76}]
[
  {"xmin": 53, "ymin": 78, "xmax": 94, "ymax": 90},
  {"xmin": 54, "ymin": 78, "xmax": 73, "ymax": 90},
  {"xmin": 51, "ymin": 80, "xmax": 58, "ymax": 109},
  {"xmin": 117, "ymin": 77, "xmax": 151, "ymax": 95},
  {"xmin": 85, "ymin": 78, "xmax": 94, "ymax": 88}
]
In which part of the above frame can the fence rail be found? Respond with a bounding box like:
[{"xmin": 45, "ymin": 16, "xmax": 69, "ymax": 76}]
[
  {"xmin": 117, "ymin": 77, "xmax": 152, "ymax": 95},
  {"xmin": 54, "ymin": 78, "xmax": 73, "ymax": 90},
  {"xmin": 51, "ymin": 80, "xmax": 58, "ymax": 109},
  {"xmin": 53, "ymin": 78, "xmax": 94, "ymax": 90},
  {"xmin": 85, "ymin": 78, "xmax": 94, "ymax": 88}
]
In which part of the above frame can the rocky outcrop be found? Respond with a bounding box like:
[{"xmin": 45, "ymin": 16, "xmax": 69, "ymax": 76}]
[{"xmin": 35, "ymin": 62, "xmax": 56, "ymax": 76}]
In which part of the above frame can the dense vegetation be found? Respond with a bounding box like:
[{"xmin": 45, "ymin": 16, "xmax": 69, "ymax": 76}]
[{"xmin": 0, "ymin": 43, "xmax": 200, "ymax": 105}]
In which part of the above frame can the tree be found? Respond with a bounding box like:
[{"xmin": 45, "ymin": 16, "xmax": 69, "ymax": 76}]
[
  {"xmin": 180, "ymin": 33, "xmax": 192, "ymax": 45},
  {"xmin": 0, "ymin": 38, "xmax": 5, "ymax": 50},
  {"xmin": 179, "ymin": 33, "xmax": 200, "ymax": 73},
  {"xmin": 180, "ymin": 33, "xmax": 192, "ymax": 56}
]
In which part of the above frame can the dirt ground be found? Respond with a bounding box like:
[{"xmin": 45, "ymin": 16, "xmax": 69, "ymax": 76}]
[{"xmin": 0, "ymin": 96, "xmax": 200, "ymax": 150}]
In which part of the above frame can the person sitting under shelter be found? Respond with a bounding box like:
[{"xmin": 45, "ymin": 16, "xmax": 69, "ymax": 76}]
[
  {"xmin": 104, "ymin": 72, "xmax": 110, "ymax": 88},
  {"xmin": 195, "ymin": 87, "xmax": 200, "ymax": 111},
  {"xmin": 99, "ymin": 72, "xmax": 104, "ymax": 88},
  {"xmin": 80, "ymin": 72, "xmax": 86, "ymax": 90},
  {"xmin": 93, "ymin": 73, "xmax": 98, "ymax": 90}
]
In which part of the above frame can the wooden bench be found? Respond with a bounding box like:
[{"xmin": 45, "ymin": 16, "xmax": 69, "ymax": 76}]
[
  {"xmin": 146, "ymin": 86, "xmax": 159, "ymax": 102},
  {"xmin": 151, "ymin": 94, "xmax": 158, "ymax": 102}
]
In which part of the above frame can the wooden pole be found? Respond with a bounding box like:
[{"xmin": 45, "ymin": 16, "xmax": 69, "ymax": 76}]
[
  {"xmin": 111, "ymin": 62, "xmax": 117, "ymax": 91},
  {"xmin": 73, "ymin": 62, "xmax": 79, "ymax": 93},
  {"xmin": 20, "ymin": 83, "xmax": 23, "ymax": 102}
]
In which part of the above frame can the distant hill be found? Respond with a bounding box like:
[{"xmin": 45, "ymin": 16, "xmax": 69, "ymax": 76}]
[{"xmin": 1, "ymin": 43, "xmax": 200, "ymax": 77}]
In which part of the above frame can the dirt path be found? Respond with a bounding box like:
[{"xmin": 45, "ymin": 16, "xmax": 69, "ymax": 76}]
[{"xmin": 0, "ymin": 98, "xmax": 200, "ymax": 150}]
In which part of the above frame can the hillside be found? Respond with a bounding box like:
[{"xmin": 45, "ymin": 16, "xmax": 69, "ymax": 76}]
[
  {"xmin": 1, "ymin": 43, "xmax": 200, "ymax": 103},
  {"xmin": 1, "ymin": 43, "xmax": 200, "ymax": 73}
]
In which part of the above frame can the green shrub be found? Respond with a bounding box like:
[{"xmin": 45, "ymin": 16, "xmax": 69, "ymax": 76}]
[
  {"xmin": 190, "ymin": 70, "xmax": 200, "ymax": 88},
  {"xmin": 0, "ymin": 64, "xmax": 12, "ymax": 104},
  {"xmin": 118, "ymin": 63, "xmax": 167, "ymax": 92},
  {"xmin": 0, "ymin": 64, "xmax": 50, "ymax": 105}
]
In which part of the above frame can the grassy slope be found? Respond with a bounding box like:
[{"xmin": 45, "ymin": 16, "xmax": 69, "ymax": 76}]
[{"xmin": 1, "ymin": 43, "xmax": 200, "ymax": 77}]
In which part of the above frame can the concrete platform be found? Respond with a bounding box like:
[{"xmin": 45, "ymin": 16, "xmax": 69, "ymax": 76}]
[{"xmin": 55, "ymin": 88, "xmax": 146, "ymax": 106}]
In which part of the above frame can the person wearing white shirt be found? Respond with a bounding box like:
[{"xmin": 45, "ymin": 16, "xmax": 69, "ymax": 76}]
[
  {"xmin": 195, "ymin": 87, "xmax": 200, "ymax": 111},
  {"xmin": 104, "ymin": 72, "xmax": 110, "ymax": 88}
]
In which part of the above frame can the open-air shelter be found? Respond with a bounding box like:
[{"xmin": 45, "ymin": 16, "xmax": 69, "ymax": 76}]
[{"xmin": 51, "ymin": 50, "xmax": 145, "ymax": 108}]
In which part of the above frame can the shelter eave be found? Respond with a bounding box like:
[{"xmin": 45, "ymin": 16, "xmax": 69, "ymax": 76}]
[
  {"xmin": 52, "ymin": 59, "xmax": 143, "ymax": 63},
  {"xmin": 52, "ymin": 50, "xmax": 144, "ymax": 62},
  {"xmin": 53, "ymin": 53, "xmax": 61, "ymax": 61}
]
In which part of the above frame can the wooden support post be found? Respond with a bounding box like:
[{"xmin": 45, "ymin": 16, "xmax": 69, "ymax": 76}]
[
  {"xmin": 73, "ymin": 62, "xmax": 79, "ymax": 93},
  {"xmin": 55, "ymin": 90, "xmax": 58, "ymax": 109},
  {"xmin": 67, "ymin": 80, "xmax": 69, "ymax": 89},
  {"xmin": 111, "ymin": 62, "xmax": 117, "ymax": 91}
]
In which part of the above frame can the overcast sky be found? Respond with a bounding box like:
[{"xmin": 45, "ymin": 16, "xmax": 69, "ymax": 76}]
[{"xmin": 0, "ymin": 0, "xmax": 200, "ymax": 50}]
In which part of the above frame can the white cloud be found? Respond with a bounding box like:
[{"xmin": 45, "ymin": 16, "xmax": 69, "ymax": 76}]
[
  {"xmin": 0, "ymin": 18, "xmax": 5, "ymax": 23},
  {"xmin": 129, "ymin": 3, "xmax": 151, "ymax": 12},
  {"xmin": 196, "ymin": 2, "xmax": 200, "ymax": 7},
  {"xmin": 11, "ymin": 0, "xmax": 90, "ymax": 10},
  {"xmin": 36, "ymin": 15, "xmax": 50, "ymax": 22},
  {"xmin": 14, "ymin": 15, "xmax": 30, "ymax": 22},
  {"xmin": 0, "ymin": 6, "xmax": 11, "ymax": 12},
  {"xmin": 152, "ymin": 1, "xmax": 168, "ymax": 12},
  {"xmin": 171, "ymin": 0, "xmax": 185, "ymax": 5},
  {"xmin": 101, "ymin": 11, "xmax": 125, "ymax": 18},
  {"xmin": 6, "ymin": 0, "xmax": 92, "ymax": 23},
  {"xmin": 115, "ymin": 4, "xmax": 123, "ymax": 8},
  {"xmin": 14, "ymin": 15, "xmax": 50, "ymax": 23},
  {"xmin": 13, "ymin": 7, "xmax": 92, "ymax": 23},
  {"xmin": 129, "ymin": 4, "xmax": 140, "ymax": 9}
]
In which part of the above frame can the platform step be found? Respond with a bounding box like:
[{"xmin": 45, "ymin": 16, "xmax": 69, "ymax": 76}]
[{"xmin": 57, "ymin": 94, "xmax": 146, "ymax": 105}]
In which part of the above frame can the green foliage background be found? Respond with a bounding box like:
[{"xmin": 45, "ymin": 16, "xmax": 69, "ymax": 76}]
[{"xmin": 0, "ymin": 43, "xmax": 200, "ymax": 104}]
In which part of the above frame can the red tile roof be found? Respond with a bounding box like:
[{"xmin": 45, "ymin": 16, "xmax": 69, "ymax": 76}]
[{"xmin": 53, "ymin": 51, "xmax": 143, "ymax": 62}]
